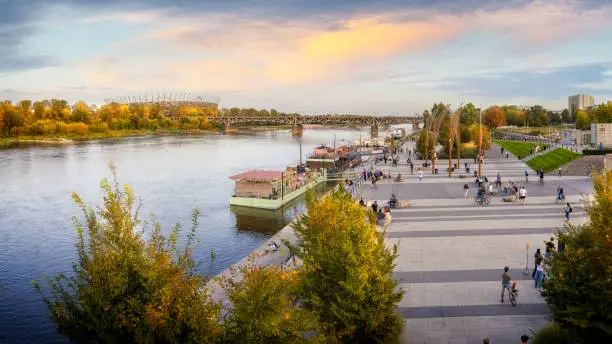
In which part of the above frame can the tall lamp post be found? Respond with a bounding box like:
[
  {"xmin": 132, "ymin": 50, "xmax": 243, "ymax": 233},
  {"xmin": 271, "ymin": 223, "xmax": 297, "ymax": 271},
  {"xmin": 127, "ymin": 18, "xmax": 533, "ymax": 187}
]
[{"xmin": 478, "ymin": 107, "xmax": 483, "ymax": 177}]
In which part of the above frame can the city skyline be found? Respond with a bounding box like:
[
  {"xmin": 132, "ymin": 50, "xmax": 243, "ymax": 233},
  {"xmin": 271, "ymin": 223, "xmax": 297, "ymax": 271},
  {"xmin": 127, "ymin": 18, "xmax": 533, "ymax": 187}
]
[{"xmin": 1, "ymin": 0, "xmax": 612, "ymax": 113}]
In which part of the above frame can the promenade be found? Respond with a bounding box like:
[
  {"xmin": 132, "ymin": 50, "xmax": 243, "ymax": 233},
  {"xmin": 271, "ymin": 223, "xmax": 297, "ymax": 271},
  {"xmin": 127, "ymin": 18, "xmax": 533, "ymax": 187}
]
[
  {"xmin": 361, "ymin": 143, "xmax": 592, "ymax": 343},
  {"xmin": 209, "ymin": 142, "xmax": 593, "ymax": 343}
]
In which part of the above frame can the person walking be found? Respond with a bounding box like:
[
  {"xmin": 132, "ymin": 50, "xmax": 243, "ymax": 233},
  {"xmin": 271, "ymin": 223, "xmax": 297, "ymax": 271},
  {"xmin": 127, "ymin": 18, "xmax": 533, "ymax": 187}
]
[
  {"xmin": 506, "ymin": 151, "xmax": 509, "ymax": 159},
  {"xmin": 558, "ymin": 167, "xmax": 562, "ymax": 177},
  {"xmin": 418, "ymin": 169, "xmax": 423, "ymax": 182},
  {"xmin": 410, "ymin": 162, "xmax": 414, "ymax": 174},
  {"xmin": 496, "ymin": 172, "xmax": 502, "ymax": 189},
  {"xmin": 545, "ymin": 237, "xmax": 555, "ymax": 258},
  {"xmin": 532, "ymin": 248, "xmax": 543, "ymax": 279},
  {"xmin": 464, "ymin": 183, "xmax": 470, "ymax": 198},
  {"xmin": 500, "ymin": 266, "xmax": 512, "ymax": 303},
  {"xmin": 534, "ymin": 261, "xmax": 544, "ymax": 289},
  {"xmin": 466, "ymin": 163, "xmax": 470, "ymax": 174},
  {"xmin": 524, "ymin": 169, "xmax": 529, "ymax": 182},
  {"xmin": 518, "ymin": 186, "xmax": 527, "ymax": 204},
  {"xmin": 564, "ymin": 202, "xmax": 572, "ymax": 221}
]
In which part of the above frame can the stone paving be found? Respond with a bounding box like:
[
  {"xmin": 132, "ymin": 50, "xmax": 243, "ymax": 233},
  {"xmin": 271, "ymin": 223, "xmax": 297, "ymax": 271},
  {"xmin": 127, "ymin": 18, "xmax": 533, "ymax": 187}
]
[{"xmin": 358, "ymin": 142, "xmax": 592, "ymax": 343}]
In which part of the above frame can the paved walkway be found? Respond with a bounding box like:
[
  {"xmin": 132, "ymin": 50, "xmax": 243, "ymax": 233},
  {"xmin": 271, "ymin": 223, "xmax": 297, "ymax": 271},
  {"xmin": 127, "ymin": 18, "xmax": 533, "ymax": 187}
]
[{"xmin": 359, "ymin": 143, "xmax": 592, "ymax": 343}]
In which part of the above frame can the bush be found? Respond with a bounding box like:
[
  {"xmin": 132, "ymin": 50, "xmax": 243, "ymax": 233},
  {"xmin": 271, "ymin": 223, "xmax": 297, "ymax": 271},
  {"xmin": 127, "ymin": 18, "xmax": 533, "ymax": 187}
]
[
  {"xmin": 66, "ymin": 122, "xmax": 89, "ymax": 136},
  {"xmin": 543, "ymin": 170, "xmax": 612, "ymax": 344},
  {"xmin": 89, "ymin": 120, "xmax": 109, "ymax": 133},
  {"xmin": 532, "ymin": 323, "xmax": 570, "ymax": 344},
  {"xmin": 289, "ymin": 187, "xmax": 404, "ymax": 343},
  {"xmin": 220, "ymin": 265, "xmax": 324, "ymax": 344},
  {"xmin": 582, "ymin": 149, "xmax": 612, "ymax": 155},
  {"xmin": 33, "ymin": 166, "xmax": 222, "ymax": 343}
]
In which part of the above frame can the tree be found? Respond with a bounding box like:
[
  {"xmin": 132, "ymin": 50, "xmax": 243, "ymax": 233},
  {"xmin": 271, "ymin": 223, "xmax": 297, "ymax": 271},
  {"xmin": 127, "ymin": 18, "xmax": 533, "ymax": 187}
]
[
  {"xmin": 1, "ymin": 102, "xmax": 24, "ymax": 135},
  {"xmin": 220, "ymin": 264, "xmax": 324, "ymax": 344},
  {"xmin": 593, "ymin": 102, "xmax": 612, "ymax": 123},
  {"xmin": 526, "ymin": 105, "xmax": 549, "ymax": 127},
  {"xmin": 71, "ymin": 101, "xmax": 92, "ymax": 124},
  {"xmin": 543, "ymin": 170, "xmax": 612, "ymax": 344},
  {"xmin": 416, "ymin": 129, "xmax": 435, "ymax": 158},
  {"xmin": 483, "ymin": 106, "xmax": 506, "ymax": 128},
  {"xmin": 468, "ymin": 123, "xmax": 492, "ymax": 150},
  {"xmin": 548, "ymin": 111, "xmax": 562, "ymax": 125},
  {"xmin": 503, "ymin": 106, "xmax": 526, "ymax": 126},
  {"xmin": 460, "ymin": 103, "xmax": 478, "ymax": 125},
  {"xmin": 34, "ymin": 165, "xmax": 222, "ymax": 344},
  {"xmin": 561, "ymin": 109, "xmax": 571, "ymax": 123},
  {"xmin": 576, "ymin": 110, "xmax": 590, "ymax": 130},
  {"xmin": 289, "ymin": 188, "xmax": 404, "ymax": 343}
]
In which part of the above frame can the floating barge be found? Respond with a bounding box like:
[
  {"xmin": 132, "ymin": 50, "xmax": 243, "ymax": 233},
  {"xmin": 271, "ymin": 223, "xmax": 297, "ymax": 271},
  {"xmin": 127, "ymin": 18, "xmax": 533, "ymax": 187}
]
[{"xmin": 229, "ymin": 168, "xmax": 322, "ymax": 210}]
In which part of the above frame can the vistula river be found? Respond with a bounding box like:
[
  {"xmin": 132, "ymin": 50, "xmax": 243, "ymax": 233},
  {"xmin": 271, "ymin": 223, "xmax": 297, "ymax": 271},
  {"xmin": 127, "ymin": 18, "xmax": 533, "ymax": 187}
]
[{"xmin": 0, "ymin": 126, "xmax": 411, "ymax": 343}]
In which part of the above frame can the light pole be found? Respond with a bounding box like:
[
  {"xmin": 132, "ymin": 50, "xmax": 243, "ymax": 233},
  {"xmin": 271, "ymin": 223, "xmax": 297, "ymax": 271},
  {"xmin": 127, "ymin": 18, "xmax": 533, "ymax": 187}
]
[{"xmin": 478, "ymin": 107, "xmax": 483, "ymax": 177}]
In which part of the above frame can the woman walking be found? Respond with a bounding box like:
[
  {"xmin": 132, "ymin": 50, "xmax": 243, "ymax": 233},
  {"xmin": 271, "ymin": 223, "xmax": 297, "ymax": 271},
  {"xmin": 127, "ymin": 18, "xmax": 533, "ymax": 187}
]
[
  {"xmin": 532, "ymin": 249, "xmax": 543, "ymax": 279},
  {"xmin": 564, "ymin": 202, "xmax": 572, "ymax": 221},
  {"xmin": 534, "ymin": 261, "xmax": 544, "ymax": 289}
]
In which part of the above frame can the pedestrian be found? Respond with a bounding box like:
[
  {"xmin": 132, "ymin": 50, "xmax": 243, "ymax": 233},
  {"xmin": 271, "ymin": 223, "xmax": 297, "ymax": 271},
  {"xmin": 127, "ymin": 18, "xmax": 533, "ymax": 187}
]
[
  {"xmin": 545, "ymin": 237, "xmax": 555, "ymax": 258},
  {"xmin": 535, "ymin": 261, "xmax": 544, "ymax": 289},
  {"xmin": 506, "ymin": 152, "xmax": 509, "ymax": 159},
  {"xmin": 473, "ymin": 156, "xmax": 477, "ymax": 163},
  {"xmin": 410, "ymin": 162, "xmax": 414, "ymax": 174},
  {"xmin": 558, "ymin": 167, "xmax": 562, "ymax": 177},
  {"xmin": 418, "ymin": 170, "xmax": 423, "ymax": 182},
  {"xmin": 521, "ymin": 335, "xmax": 530, "ymax": 344},
  {"xmin": 464, "ymin": 183, "xmax": 469, "ymax": 198},
  {"xmin": 466, "ymin": 163, "xmax": 470, "ymax": 174},
  {"xmin": 496, "ymin": 172, "xmax": 501, "ymax": 188},
  {"xmin": 524, "ymin": 169, "xmax": 528, "ymax": 182},
  {"xmin": 564, "ymin": 202, "xmax": 572, "ymax": 221},
  {"xmin": 532, "ymin": 248, "xmax": 543, "ymax": 279},
  {"xmin": 518, "ymin": 154, "xmax": 521, "ymax": 160},
  {"xmin": 500, "ymin": 266, "xmax": 512, "ymax": 303},
  {"xmin": 371, "ymin": 201, "xmax": 378, "ymax": 213},
  {"xmin": 518, "ymin": 186, "xmax": 527, "ymax": 204}
]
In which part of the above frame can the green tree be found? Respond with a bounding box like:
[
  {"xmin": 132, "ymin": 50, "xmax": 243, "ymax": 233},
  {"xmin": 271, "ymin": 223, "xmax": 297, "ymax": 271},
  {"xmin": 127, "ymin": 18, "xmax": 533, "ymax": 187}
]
[
  {"xmin": 289, "ymin": 188, "xmax": 404, "ymax": 343},
  {"xmin": 34, "ymin": 165, "xmax": 222, "ymax": 344},
  {"xmin": 1, "ymin": 102, "xmax": 24, "ymax": 135},
  {"xmin": 503, "ymin": 106, "xmax": 526, "ymax": 126},
  {"xmin": 593, "ymin": 102, "xmax": 612, "ymax": 123},
  {"xmin": 416, "ymin": 129, "xmax": 435, "ymax": 158},
  {"xmin": 561, "ymin": 109, "xmax": 571, "ymax": 123},
  {"xmin": 220, "ymin": 264, "xmax": 324, "ymax": 344},
  {"xmin": 543, "ymin": 170, "xmax": 612, "ymax": 344},
  {"xmin": 548, "ymin": 111, "xmax": 562, "ymax": 125},
  {"xmin": 575, "ymin": 110, "xmax": 590, "ymax": 130},
  {"xmin": 460, "ymin": 102, "xmax": 478, "ymax": 125},
  {"xmin": 71, "ymin": 101, "xmax": 92, "ymax": 124}
]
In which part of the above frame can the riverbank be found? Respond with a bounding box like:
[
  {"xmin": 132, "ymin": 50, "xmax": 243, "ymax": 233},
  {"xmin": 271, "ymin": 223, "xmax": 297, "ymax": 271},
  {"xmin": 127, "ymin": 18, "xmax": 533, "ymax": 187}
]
[{"xmin": 0, "ymin": 129, "xmax": 221, "ymax": 148}]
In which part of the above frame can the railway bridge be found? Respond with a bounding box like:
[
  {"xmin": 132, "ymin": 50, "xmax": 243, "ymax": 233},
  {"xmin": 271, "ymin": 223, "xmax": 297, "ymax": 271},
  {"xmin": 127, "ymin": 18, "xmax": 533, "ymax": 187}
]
[{"xmin": 207, "ymin": 115, "xmax": 422, "ymax": 138}]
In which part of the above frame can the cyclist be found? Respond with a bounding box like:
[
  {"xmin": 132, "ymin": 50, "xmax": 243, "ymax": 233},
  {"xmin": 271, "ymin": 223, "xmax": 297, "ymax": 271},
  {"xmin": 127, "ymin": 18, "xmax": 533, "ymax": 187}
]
[
  {"xmin": 500, "ymin": 266, "xmax": 512, "ymax": 303},
  {"xmin": 389, "ymin": 194, "xmax": 398, "ymax": 208},
  {"xmin": 477, "ymin": 184, "xmax": 486, "ymax": 204}
]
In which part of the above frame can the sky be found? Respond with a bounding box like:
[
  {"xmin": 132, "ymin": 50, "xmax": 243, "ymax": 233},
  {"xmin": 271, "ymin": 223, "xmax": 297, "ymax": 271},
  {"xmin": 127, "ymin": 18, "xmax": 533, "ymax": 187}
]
[{"xmin": 1, "ymin": 0, "xmax": 612, "ymax": 114}]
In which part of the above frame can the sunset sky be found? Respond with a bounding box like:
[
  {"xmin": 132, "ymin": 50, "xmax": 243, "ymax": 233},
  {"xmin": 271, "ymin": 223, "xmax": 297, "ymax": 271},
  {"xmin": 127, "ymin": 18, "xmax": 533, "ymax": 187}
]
[{"xmin": 1, "ymin": 0, "xmax": 611, "ymax": 114}]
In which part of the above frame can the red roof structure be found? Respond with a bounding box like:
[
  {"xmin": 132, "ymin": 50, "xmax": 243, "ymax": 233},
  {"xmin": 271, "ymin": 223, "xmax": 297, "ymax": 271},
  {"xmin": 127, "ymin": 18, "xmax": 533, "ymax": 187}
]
[{"xmin": 229, "ymin": 170, "xmax": 283, "ymax": 181}]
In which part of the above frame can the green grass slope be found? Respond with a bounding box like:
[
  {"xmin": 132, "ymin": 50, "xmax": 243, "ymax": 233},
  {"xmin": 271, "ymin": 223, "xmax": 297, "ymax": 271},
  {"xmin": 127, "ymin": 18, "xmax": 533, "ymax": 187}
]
[{"xmin": 526, "ymin": 148, "xmax": 582, "ymax": 173}]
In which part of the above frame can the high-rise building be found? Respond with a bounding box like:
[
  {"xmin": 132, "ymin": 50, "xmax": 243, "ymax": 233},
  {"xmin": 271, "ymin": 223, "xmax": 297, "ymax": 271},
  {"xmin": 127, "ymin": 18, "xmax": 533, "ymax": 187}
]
[{"xmin": 568, "ymin": 94, "xmax": 595, "ymax": 116}]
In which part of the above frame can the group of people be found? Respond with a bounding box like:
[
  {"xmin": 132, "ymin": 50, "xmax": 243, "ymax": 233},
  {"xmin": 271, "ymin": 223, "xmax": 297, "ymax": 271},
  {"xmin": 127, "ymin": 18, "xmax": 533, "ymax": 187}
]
[{"xmin": 358, "ymin": 198, "xmax": 392, "ymax": 226}]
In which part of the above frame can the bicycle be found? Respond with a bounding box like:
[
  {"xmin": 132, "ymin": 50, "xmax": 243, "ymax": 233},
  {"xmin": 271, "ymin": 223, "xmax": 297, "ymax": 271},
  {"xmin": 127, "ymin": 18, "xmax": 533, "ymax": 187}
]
[
  {"xmin": 505, "ymin": 282, "xmax": 519, "ymax": 307},
  {"xmin": 473, "ymin": 195, "xmax": 490, "ymax": 206}
]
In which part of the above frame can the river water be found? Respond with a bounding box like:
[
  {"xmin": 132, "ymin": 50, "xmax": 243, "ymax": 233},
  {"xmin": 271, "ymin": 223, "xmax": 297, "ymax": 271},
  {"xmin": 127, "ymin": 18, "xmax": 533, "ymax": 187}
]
[{"xmin": 0, "ymin": 127, "xmax": 418, "ymax": 343}]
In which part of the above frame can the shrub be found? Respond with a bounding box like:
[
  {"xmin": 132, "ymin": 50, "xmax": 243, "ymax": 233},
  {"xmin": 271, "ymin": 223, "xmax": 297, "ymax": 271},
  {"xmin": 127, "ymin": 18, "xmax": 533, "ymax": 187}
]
[
  {"xmin": 33, "ymin": 165, "xmax": 222, "ymax": 343},
  {"xmin": 220, "ymin": 264, "xmax": 324, "ymax": 344},
  {"xmin": 532, "ymin": 323, "xmax": 570, "ymax": 344},
  {"xmin": 543, "ymin": 170, "xmax": 612, "ymax": 344},
  {"xmin": 66, "ymin": 122, "xmax": 89, "ymax": 136},
  {"xmin": 582, "ymin": 149, "xmax": 612, "ymax": 155},
  {"xmin": 289, "ymin": 187, "xmax": 404, "ymax": 343},
  {"xmin": 89, "ymin": 120, "xmax": 109, "ymax": 133}
]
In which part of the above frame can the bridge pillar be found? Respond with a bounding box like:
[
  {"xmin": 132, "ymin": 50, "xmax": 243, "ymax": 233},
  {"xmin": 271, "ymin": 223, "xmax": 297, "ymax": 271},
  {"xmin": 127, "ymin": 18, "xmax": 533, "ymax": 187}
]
[
  {"xmin": 292, "ymin": 124, "xmax": 303, "ymax": 137},
  {"xmin": 371, "ymin": 124, "xmax": 379, "ymax": 139},
  {"xmin": 224, "ymin": 122, "xmax": 237, "ymax": 133}
]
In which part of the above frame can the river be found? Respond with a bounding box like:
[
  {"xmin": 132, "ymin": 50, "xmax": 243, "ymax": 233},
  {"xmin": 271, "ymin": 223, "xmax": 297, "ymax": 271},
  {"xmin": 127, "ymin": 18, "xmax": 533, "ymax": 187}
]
[{"xmin": 0, "ymin": 126, "xmax": 411, "ymax": 343}]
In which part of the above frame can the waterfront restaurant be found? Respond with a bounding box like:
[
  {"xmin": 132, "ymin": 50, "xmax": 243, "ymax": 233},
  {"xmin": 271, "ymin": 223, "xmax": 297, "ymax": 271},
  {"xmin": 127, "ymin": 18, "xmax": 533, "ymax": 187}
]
[{"xmin": 229, "ymin": 168, "xmax": 319, "ymax": 209}]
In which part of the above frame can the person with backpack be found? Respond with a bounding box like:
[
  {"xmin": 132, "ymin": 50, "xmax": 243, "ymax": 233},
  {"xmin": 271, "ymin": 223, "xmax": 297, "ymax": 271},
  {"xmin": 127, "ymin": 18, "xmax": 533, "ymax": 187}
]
[{"xmin": 564, "ymin": 202, "xmax": 572, "ymax": 221}]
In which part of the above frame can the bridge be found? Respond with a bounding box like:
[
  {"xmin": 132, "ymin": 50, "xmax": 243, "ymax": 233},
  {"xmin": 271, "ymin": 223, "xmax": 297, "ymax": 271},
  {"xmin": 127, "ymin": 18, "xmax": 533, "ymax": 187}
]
[{"xmin": 207, "ymin": 115, "xmax": 422, "ymax": 138}]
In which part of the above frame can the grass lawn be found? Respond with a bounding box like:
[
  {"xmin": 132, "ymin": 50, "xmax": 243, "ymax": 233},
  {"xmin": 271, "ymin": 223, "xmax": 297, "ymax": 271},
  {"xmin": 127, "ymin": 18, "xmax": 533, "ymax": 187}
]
[
  {"xmin": 494, "ymin": 140, "xmax": 544, "ymax": 158},
  {"xmin": 526, "ymin": 148, "xmax": 582, "ymax": 173}
]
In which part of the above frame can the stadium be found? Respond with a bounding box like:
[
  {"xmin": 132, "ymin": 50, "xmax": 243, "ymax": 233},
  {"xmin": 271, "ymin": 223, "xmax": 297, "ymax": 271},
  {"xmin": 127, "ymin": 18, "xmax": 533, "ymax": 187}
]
[{"xmin": 104, "ymin": 92, "xmax": 220, "ymax": 116}]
